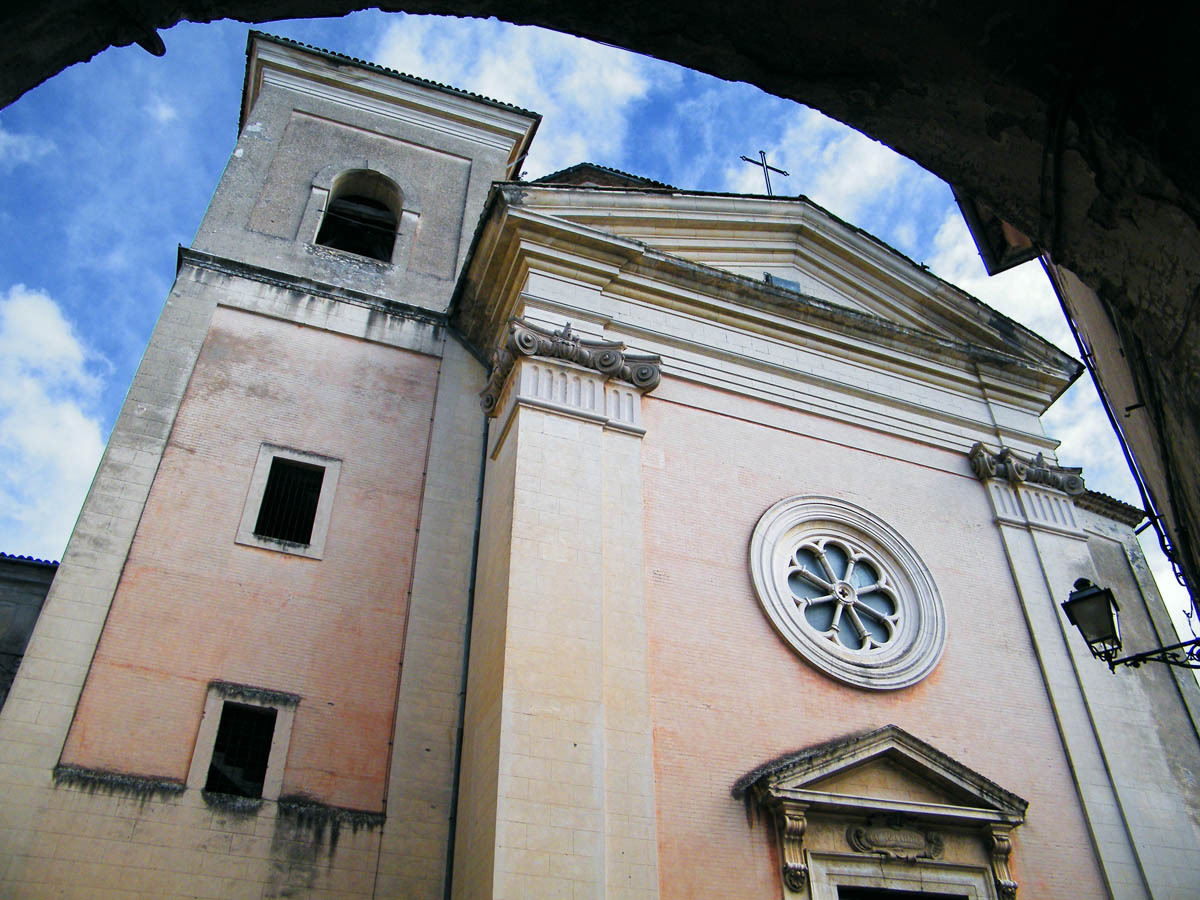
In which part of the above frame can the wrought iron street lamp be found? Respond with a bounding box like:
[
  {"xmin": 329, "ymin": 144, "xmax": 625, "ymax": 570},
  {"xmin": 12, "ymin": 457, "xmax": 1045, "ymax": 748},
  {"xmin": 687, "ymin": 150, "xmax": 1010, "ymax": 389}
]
[{"xmin": 1062, "ymin": 578, "xmax": 1200, "ymax": 671}]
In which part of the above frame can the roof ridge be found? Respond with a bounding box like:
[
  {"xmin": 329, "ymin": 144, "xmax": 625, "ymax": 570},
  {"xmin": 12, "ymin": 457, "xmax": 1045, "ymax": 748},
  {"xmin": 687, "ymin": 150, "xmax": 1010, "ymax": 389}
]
[{"xmin": 533, "ymin": 162, "xmax": 677, "ymax": 190}]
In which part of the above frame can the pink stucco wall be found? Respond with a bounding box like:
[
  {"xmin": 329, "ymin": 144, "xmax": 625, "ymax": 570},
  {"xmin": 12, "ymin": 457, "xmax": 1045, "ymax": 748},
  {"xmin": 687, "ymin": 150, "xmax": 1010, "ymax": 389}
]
[
  {"xmin": 641, "ymin": 379, "xmax": 1107, "ymax": 898},
  {"xmin": 61, "ymin": 306, "xmax": 439, "ymax": 812}
]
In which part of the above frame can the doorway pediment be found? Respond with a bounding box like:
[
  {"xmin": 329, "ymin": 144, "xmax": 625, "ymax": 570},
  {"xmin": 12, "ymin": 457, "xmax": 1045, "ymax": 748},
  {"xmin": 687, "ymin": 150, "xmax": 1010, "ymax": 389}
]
[
  {"xmin": 736, "ymin": 724, "xmax": 1027, "ymax": 826},
  {"xmin": 734, "ymin": 726, "xmax": 1026, "ymax": 899}
]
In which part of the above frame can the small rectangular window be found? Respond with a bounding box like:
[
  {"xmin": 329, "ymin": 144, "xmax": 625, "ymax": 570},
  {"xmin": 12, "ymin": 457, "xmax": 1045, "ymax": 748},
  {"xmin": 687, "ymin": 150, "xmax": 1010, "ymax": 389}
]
[
  {"xmin": 253, "ymin": 458, "xmax": 325, "ymax": 545},
  {"xmin": 236, "ymin": 444, "xmax": 341, "ymax": 559},
  {"xmin": 204, "ymin": 702, "xmax": 278, "ymax": 799}
]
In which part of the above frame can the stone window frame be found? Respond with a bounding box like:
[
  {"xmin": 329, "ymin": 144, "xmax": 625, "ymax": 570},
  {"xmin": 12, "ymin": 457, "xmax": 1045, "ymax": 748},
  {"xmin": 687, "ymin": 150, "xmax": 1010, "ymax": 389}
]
[
  {"xmin": 807, "ymin": 851, "xmax": 996, "ymax": 899},
  {"xmin": 298, "ymin": 161, "xmax": 422, "ymax": 269},
  {"xmin": 186, "ymin": 681, "xmax": 301, "ymax": 803},
  {"xmin": 749, "ymin": 495, "xmax": 946, "ymax": 690},
  {"xmin": 235, "ymin": 443, "xmax": 342, "ymax": 560}
]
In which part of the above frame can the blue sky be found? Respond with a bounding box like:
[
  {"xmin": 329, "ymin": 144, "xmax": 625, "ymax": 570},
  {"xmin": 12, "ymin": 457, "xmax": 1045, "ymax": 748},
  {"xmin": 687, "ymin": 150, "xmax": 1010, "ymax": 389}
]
[{"xmin": 0, "ymin": 12, "xmax": 1190, "ymax": 626}]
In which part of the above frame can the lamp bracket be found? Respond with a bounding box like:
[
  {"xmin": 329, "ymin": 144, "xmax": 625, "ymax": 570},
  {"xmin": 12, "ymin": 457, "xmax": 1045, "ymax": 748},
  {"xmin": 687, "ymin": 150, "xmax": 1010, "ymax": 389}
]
[{"xmin": 1108, "ymin": 636, "xmax": 1200, "ymax": 671}]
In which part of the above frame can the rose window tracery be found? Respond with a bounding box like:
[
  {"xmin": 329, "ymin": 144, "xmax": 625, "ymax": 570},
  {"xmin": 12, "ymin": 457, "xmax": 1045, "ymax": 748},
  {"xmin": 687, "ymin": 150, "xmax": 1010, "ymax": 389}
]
[
  {"xmin": 750, "ymin": 496, "xmax": 947, "ymax": 690},
  {"xmin": 787, "ymin": 538, "xmax": 899, "ymax": 652}
]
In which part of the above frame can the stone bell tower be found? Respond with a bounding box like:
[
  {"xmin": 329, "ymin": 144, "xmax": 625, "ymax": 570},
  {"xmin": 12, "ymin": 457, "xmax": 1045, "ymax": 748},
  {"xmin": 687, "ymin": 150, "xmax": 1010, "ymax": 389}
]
[
  {"xmin": 195, "ymin": 34, "xmax": 537, "ymax": 308},
  {"xmin": 0, "ymin": 32, "xmax": 538, "ymax": 898}
]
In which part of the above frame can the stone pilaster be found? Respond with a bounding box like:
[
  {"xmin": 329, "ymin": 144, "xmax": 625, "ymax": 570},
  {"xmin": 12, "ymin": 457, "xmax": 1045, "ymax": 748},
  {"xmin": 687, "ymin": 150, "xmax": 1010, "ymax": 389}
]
[
  {"xmin": 456, "ymin": 319, "xmax": 661, "ymax": 898},
  {"xmin": 968, "ymin": 442, "xmax": 1150, "ymax": 900}
]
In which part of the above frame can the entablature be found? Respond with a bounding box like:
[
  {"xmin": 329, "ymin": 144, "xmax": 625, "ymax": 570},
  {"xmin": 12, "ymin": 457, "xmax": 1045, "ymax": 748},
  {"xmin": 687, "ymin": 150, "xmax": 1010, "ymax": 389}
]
[
  {"xmin": 453, "ymin": 186, "xmax": 1076, "ymax": 459},
  {"xmin": 457, "ymin": 192, "xmax": 1073, "ymax": 397},
  {"xmin": 177, "ymin": 248, "xmax": 447, "ymax": 358}
]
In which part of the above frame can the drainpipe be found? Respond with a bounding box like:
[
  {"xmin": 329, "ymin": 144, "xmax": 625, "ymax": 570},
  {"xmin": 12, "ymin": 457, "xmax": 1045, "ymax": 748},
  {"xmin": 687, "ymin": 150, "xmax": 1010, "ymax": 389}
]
[{"xmin": 443, "ymin": 410, "xmax": 490, "ymax": 900}]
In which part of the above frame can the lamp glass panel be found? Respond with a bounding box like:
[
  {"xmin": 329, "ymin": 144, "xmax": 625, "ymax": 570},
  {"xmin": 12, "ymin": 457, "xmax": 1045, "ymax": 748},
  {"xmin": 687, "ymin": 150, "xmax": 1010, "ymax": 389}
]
[{"xmin": 1070, "ymin": 591, "xmax": 1119, "ymax": 645}]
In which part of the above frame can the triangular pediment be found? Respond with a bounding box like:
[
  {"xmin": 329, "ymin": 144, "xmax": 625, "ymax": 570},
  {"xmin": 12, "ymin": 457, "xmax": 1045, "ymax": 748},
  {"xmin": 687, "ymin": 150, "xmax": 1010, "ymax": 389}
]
[
  {"xmin": 734, "ymin": 725, "xmax": 1027, "ymax": 825},
  {"xmin": 501, "ymin": 181, "xmax": 1077, "ymax": 383},
  {"xmin": 805, "ymin": 756, "xmax": 972, "ymax": 808}
]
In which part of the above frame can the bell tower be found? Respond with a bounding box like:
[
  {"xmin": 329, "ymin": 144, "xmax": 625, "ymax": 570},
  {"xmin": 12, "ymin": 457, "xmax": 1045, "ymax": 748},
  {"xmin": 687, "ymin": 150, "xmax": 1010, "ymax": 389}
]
[
  {"xmin": 196, "ymin": 32, "xmax": 537, "ymax": 308},
  {"xmin": 0, "ymin": 32, "xmax": 537, "ymax": 899}
]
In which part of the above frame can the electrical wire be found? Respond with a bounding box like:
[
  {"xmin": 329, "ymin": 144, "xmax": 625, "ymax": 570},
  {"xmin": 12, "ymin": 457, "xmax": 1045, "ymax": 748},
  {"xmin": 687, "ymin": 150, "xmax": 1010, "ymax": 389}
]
[{"xmin": 1041, "ymin": 257, "xmax": 1195, "ymax": 615}]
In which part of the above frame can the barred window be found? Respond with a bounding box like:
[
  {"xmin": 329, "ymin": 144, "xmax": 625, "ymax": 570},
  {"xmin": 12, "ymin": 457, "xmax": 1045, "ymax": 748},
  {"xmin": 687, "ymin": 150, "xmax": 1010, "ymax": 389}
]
[
  {"xmin": 254, "ymin": 458, "xmax": 324, "ymax": 545},
  {"xmin": 236, "ymin": 445, "xmax": 342, "ymax": 560},
  {"xmin": 188, "ymin": 682, "xmax": 300, "ymax": 802}
]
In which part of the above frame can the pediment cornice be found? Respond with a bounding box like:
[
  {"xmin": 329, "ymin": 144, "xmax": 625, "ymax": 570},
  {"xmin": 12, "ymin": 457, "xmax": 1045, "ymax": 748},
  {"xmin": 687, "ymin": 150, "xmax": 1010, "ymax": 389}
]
[
  {"xmin": 453, "ymin": 188, "xmax": 1079, "ymax": 413},
  {"xmin": 504, "ymin": 183, "xmax": 1077, "ymax": 373},
  {"xmin": 733, "ymin": 724, "xmax": 1027, "ymax": 825}
]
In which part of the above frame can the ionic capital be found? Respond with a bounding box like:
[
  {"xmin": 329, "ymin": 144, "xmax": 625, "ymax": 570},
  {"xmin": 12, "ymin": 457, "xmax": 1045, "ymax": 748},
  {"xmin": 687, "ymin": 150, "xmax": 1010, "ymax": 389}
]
[{"xmin": 481, "ymin": 317, "xmax": 662, "ymax": 417}]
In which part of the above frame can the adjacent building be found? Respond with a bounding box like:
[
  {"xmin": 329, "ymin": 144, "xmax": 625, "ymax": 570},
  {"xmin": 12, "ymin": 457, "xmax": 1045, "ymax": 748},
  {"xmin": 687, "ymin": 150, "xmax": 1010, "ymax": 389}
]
[
  {"xmin": 1, "ymin": 32, "xmax": 1197, "ymax": 900},
  {"xmin": 0, "ymin": 552, "xmax": 58, "ymax": 713}
]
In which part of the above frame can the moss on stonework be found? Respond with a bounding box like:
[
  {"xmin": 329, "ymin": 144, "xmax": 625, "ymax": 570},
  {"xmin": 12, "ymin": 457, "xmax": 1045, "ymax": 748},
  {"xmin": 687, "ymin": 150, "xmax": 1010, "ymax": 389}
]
[
  {"xmin": 201, "ymin": 791, "xmax": 263, "ymax": 815},
  {"xmin": 53, "ymin": 764, "xmax": 186, "ymax": 802},
  {"xmin": 277, "ymin": 794, "xmax": 385, "ymax": 854},
  {"xmin": 210, "ymin": 680, "xmax": 300, "ymax": 707}
]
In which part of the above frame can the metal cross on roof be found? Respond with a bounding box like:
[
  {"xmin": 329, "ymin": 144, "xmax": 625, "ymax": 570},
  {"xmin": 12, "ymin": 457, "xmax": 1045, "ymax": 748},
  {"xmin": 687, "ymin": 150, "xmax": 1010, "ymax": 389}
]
[{"xmin": 740, "ymin": 150, "xmax": 790, "ymax": 196}]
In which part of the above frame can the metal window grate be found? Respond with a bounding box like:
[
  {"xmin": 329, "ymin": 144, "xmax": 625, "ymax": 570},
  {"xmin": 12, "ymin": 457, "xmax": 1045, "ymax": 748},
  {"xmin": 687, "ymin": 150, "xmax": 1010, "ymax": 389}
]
[
  {"xmin": 204, "ymin": 702, "xmax": 277, "ymax": 798},
  {"xmin": 315, "ymin": 194, "xmax": 397, "ymax": 261},
  {"xmin": 254, "ymin": 458, "xmax": 324, "ymax": 545}
]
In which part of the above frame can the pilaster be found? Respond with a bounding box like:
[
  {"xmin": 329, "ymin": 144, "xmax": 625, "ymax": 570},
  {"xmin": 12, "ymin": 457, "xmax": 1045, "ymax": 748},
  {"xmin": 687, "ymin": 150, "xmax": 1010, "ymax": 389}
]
[
  {"xmin": 968, "ymin": 442, "xmax": 1150, "ymax": 900},
  {"xmin": 457, "ymin": 319, "xmax": 661, "ymax": 899}
]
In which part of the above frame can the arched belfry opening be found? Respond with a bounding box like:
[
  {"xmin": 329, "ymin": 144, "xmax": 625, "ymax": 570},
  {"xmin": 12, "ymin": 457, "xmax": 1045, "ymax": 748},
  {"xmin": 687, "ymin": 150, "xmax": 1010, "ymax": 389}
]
[{"xmin": 314, "ymin": 169, "xmax": 400, "ymax": 263}]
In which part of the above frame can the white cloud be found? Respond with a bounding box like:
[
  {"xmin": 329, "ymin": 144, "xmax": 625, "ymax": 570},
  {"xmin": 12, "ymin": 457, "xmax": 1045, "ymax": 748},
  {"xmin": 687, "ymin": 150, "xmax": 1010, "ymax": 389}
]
[
  {"xmin": 373, "ymin": 16, "xmax": 663, "ymax": 176},
  {"xmin": 926, "ymin": 210, "xmax": 1075, "ymax": 352},
  {"xmin": 722, "ymin": 108, "xmax": 911, "ymax": 209},
  {"xmin": 805, "ymin": 131, "xmax": 909, "ymax": 221},
  {"xmin": 719, "ymin": 105, "xmax": 949, "ymax": 264},
  {"xmin": 0, "ymin": 124, "xmax": 55, "ymax": 172},
  {"xmin": 145, "ymin": 95, "xmax": 178, "ymax": 125},
  {"xmin": 1139, "ymin": 530, "xmax": 1198, "ymax": 644},
  {"xmin": 0, "ymin": 285, "xmax": 106, "ymax": 560},
  {"xmin": 891, "ymin": 221, "xmax": 918, "ymax": 255}
]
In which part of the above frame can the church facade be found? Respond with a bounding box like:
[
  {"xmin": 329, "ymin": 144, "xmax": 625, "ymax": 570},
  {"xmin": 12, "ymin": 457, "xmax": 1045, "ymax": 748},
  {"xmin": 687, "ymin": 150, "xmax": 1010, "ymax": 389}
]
[{"xmin": 1, "ymin": 33, "xmax": 1198, "ymax": 900}]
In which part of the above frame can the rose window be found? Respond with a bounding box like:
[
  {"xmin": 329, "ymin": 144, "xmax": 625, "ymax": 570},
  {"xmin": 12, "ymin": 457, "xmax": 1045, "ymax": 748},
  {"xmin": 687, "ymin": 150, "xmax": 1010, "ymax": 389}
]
[
  {"xmin": 750, "ymin": 496, "xmax": 946, "ymax": 690},
  {"xmin": 787, "ymin": 539, "xmax": 899, "ymax": 652}
]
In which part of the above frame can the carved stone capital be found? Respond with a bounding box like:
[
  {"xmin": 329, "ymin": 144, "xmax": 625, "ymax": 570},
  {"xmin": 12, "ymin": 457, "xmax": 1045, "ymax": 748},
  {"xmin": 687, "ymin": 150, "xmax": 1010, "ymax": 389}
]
[
  {"xmin": 968, "ymin": 442, "xmax": 1085, "ymax": 496},
  {"xmin": 988, "ymin": 824, "xmax": 1018, "ymax": 900},
  {"xmin": 774, "ymin": 801, "xmax": 809, "ymax": 892},
  {"xmin": 481, "ymin": 317, "xmax": 662, "ymax": 417},
  {"xmin": 846, "ymin": 816, "xmax": 944, "ymax": 861}
]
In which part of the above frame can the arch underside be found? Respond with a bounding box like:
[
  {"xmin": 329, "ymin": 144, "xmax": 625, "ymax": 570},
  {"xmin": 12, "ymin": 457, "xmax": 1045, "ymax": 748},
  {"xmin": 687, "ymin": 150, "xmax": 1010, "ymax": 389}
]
[{"xmin": 5, "ymin": 0, "xmax": 1198, "ymax": 603}]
